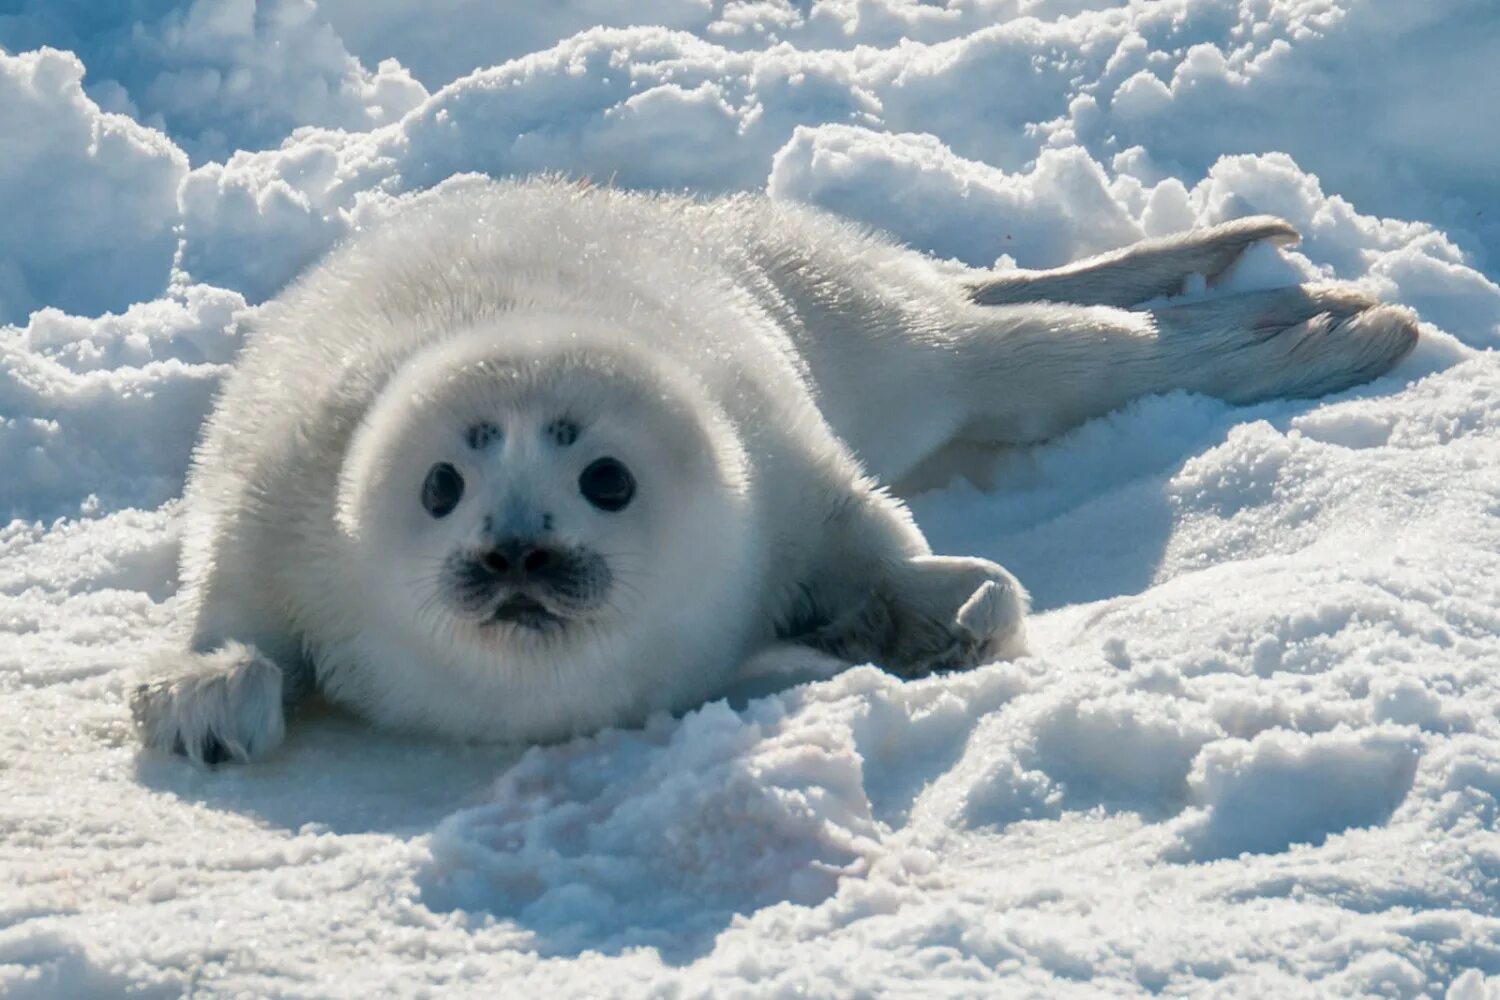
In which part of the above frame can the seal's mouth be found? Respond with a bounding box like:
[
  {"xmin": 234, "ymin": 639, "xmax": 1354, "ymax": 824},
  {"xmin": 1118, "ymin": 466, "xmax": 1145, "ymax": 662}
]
[
  {"xmin": 490, "ymin": 594, "xmax": 563, "ymax": 629},
  {"xmin": 446, "ymin": 546, "xmax": 609, "ymax": 629}
]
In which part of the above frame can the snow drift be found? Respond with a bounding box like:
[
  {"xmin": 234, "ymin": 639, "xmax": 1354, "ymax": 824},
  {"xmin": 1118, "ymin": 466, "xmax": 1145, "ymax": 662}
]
[{"xmin": 2, "ymin": 1, "xmax": 1500, "ymax": 995}]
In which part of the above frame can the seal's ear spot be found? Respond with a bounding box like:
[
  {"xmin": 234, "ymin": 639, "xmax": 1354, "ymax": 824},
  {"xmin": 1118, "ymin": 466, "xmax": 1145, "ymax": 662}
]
[{"xmin": 465, "ymin": 421, "xmax": 501, "ymax": 450}]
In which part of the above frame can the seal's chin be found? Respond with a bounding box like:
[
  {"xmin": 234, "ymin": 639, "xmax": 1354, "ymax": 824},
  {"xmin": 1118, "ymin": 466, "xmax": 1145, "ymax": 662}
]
[{"xmin": 488, "ymin": 594, "xmax": 565, "ymax": 630}]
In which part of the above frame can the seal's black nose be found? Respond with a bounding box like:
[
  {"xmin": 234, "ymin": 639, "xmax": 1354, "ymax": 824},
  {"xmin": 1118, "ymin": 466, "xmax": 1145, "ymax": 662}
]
[{"xmin": 481, "ymin": 538, "xmax": 555, "ymax": 577}]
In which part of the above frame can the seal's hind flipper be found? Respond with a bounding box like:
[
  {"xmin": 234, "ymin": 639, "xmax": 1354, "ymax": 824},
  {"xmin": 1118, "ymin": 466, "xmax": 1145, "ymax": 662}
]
[{"xmin": 968, "ymin": 216, "xmax": 1300, "ymax": 308}]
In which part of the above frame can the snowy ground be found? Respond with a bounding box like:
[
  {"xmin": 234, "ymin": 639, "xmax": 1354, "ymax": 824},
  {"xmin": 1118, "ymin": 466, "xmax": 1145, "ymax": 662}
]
[{"xmin": 4, "ymin": 2, "xmax": 1500, "ymax": 996}]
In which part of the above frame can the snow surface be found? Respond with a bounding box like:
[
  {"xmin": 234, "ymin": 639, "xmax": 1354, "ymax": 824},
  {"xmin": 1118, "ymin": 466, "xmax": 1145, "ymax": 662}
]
[{"xmin": 3, "ymin": 1, "xmax": 1500, "ymax": 995}]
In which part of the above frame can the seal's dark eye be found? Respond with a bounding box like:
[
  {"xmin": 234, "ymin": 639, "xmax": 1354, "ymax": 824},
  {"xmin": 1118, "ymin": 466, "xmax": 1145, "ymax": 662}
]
[
  {"xmin": 421, "ymin": 462, "xmax": 464, "ymax": 518},
  {"xmin": 579, "ymin": 457, "xmax": 635, "ymax": 512}
]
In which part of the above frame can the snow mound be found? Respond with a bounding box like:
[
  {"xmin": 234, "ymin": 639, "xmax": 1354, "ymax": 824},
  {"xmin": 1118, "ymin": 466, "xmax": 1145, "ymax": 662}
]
[
  {"xmin": 0, "ymin": 48, "xmax": 186, "ymax": 324},
  {"xmin": 3, "ymin": 1, "xmax": 1500, "ymax": 995},
  {"xmin": 1173, "ymin": 727, "xmax": 1421, "ymax": 861},
  {"xmin": 0, "ymin": 0, "xmax": 426, "ymax": 162},
  {"xmin": 424, "ymin": 690, "xmax": 884, "ymax": 958},
  {"xmin": 0, "ymin": 285, "xmax": 248, "ymax": 521}
]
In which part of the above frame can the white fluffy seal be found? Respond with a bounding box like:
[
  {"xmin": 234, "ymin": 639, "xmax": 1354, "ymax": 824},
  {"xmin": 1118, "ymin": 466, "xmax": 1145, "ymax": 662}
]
[{"xmin": 132, "ymin": 178, "xmax": 1417, "ymax": 764}]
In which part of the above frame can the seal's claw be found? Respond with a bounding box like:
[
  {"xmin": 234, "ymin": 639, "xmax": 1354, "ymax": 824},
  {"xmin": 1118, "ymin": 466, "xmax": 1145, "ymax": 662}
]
[{"xmin": 956, "ymin": 579, "xmax": 1005, "ymax": 639}]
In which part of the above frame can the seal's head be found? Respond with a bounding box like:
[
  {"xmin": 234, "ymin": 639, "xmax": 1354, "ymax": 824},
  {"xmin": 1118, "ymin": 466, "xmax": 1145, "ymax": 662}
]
[{"xmin": 329, "ymin": 317, "xmax": 760, "ymax": 741}]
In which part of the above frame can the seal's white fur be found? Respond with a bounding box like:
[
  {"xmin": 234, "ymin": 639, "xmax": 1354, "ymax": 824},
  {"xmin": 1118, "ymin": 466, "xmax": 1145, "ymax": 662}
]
[{"xmin": 132, "ymin": 178, "xmax": 1417, "ymax": 763}]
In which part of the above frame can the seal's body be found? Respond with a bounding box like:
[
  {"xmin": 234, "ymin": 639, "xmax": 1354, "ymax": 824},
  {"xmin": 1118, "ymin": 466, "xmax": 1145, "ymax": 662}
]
[{"xmin": 133, "ymin": 179, "xmax": 1417, "ymax": 763}]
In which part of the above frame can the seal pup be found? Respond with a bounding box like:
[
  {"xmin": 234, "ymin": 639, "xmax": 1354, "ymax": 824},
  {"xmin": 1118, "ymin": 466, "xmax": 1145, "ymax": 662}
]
[{"xmin": 132, "ymin": 179, "xmax": 1417, "ymax": 763}]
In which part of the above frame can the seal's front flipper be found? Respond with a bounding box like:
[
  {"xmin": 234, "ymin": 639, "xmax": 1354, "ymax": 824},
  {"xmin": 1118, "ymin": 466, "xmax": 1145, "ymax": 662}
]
[
  {"xmin": 799, "ymin": 554, "xmax": 1029, "ymax": 679},
  {"xmin": 131, "ymin": 642, "xmax": 291, "ymax": 766},
  {"xmin": 879, "ymin": 555, "xmax": 1030, "ymax": 678}
]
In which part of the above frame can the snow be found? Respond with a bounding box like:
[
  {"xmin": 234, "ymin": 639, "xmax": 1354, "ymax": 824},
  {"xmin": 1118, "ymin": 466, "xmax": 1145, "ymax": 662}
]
[
  {"xmin": 0, "ymin": 48, "xmax": 186, "ymax": 324},
  {"xmin": 3, "ymin": 1, "xmax": 1500, "ymax": 995},
  {"xmin": 0, "ymin": 0, "xmax": 426, "ymax": 163}
]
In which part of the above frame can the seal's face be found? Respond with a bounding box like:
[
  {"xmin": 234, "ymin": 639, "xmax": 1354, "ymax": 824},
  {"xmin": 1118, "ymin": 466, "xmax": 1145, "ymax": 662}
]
[
  {"xmin": 419, "ymin": 413, "xmax": 630, "ymax": 633},
  {"xmin": 336, "ymin": 327, "xmax": 755, "ymax": 672}
]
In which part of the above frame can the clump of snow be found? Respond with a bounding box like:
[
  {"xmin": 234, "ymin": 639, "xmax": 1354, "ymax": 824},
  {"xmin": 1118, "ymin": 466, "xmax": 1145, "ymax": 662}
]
[
  {"xmin": 10, "ymin": 3, "xmax": 1500, "ymax": 326},
  {"xmin": 1448, "ymin": 969, "xmax": 1500, "ymax": 1000},
  {"xmin": 423, "ymin": 693, "xmax": 885, "ymax": 959},
  {"xmin": 0, "ymin": 0, "xmax": 426, "ymax": 162},
  {"xmin": 0, "ymin": 285, "xmax": 248, "ymax": 522},
  {"xmin": 769, "ymin": 127, "xmax": 1143, "ymax": 269},
  {"xmin": 4, "ymin": 1, "xmax": 1500, "ymax": 995},
  {"xmin": 1171, "ymin": 727, "xmax": 1421, "ymax": 861},
  {"xmin": 312, "ymin": 0, "xmax": 1127, "ymax": 90},
  {"xmin": 1074, "ymin": 1, "xmax": 1500, "ymax": 271},
  {"xmin": 0, "ymin": 48, "xmax": 186, "ymax": 324},
  {"xmin": 281, "ymin": 1, "xmax": 1500, "ymax": 277}
]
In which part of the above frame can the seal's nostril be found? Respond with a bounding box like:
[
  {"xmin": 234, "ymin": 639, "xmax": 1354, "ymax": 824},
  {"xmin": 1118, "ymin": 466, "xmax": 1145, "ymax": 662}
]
[{"xmin": 482, "ymin": 540, "xmax": 553, "ymax": 577}]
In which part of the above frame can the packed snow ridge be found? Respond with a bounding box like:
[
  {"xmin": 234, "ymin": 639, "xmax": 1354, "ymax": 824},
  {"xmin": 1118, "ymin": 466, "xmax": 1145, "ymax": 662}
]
[{"xmin": 3, "ymin": 1, "xmax": 1500, "ymax": 996}]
